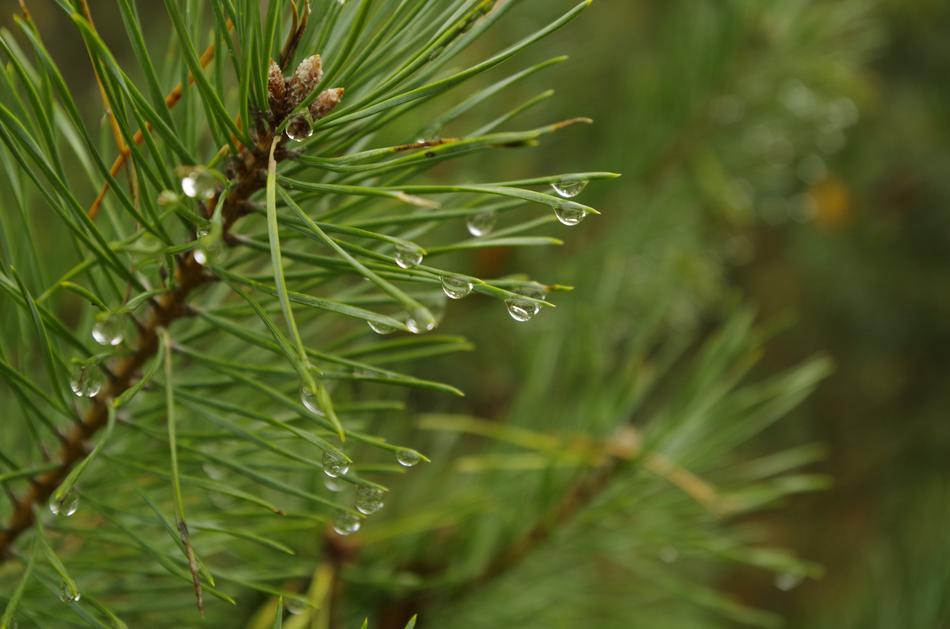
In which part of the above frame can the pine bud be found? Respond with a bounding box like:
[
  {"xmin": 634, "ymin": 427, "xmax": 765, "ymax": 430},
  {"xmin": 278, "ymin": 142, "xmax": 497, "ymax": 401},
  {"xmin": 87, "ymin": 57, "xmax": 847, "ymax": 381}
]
[
  {"xmin": 288, "ymin": 54, "xmax": 324, "ymax": 109},
  {"xmin": 309, "ymin": 87, "xmax": 344, "ymax": 121},
  {"xmin": 267, "ymin": 60, "xmax": 286, "ymax": 116}
]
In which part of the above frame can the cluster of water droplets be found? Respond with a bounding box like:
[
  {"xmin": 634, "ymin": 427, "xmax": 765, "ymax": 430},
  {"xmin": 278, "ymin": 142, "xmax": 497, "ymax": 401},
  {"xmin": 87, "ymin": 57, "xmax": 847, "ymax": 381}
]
[
  {"xmin": 49, "ymin": 488, "xmax": 79, "ymax": 518},
  {"xmin": 91, "ymin": 313, "xmax": 125, "ymax": 347},
  {"xmin": 180, "ymin": 167, "xmax": 217, "ymax": 200},
  {"xmin": 466, "ymin": 210, "xmax": 496, "ymax": 237},
  {"xmin": 393, "ymin": 242, "xmax": 425, "ymax": 269},
  {"xmin": 69, "ymin": 363, "xmax": 103, "ymax": 398},
  {"xmin": 505, "ymin": 282, "xmax": 547, "ymax": 323},
  {"xmin": 550, "ymin": 179, "xmax": 590, "ymax": 226},
  {"xmin": 323, "ymin": 447, "xmax": 424, "ymax": 536},
  {"xmin": 441, "ymin": 274, "xmax": 473, "ymax": 300}
]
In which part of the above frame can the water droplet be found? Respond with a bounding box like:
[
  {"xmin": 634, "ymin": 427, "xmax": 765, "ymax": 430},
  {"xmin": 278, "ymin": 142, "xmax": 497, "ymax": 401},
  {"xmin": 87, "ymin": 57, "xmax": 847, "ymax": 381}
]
[
  {"xmin": 157, "ymin": 190, "xmax": 178, "ymax": 206},
  {"xmin": 69, "ymin": 364, "xmax": 103, "ymax": 398},
  {"xmin": 285, "ymin": 114, "xmax": 314, "ymax": 142},
  {"xmin": 553, "ymin": 203, "xmax": 587, "ymax": 226},
  {"xmin": 322, "ymin": 451, "xmax": 350, "ymax": 478},
  {"xmin": 518, "ymin": 282, "xmax": 548, "ymax": 300},
  {"xmin": 505, "ymin": 297, "xmax": 539, "ymax": 322},
  {"xmin": 180, "ymin": 167, "xmax": 217, "ymax": 200},
  {"xmin": 193, "ymin": 229, "xmax": 225, "ymax": 267},
  {"xmin": 203, "ymin": 463, "xmax": 226, "ymax": 481},
  {"xmin": 774, "ymin": 572, "xmax": 804, "ymax": 592},
  {"xmin": 324, "ymin": 476, "xmax": 345, "ymax": 492},
  {"xmin": 58, "ymin": 582, "xmax": 80, "ymax": 604},
  {"xmin": 91, "ymin": 315, "xmax": 124, "ymax": 347},
  {"xmin": 393, "ymin": 243, "xmax": 424, "ymax": 269},
  {"xmin": 551, "ymin": 179, "xmax": 588, "ymax": 199},
  {"xmin": 49, "ymin": 489, "xmax": 79, "ymax": 518},
  {"xmin": 395, "ymin": 449, "xmax": 421, "ymax": 467},
  {"xmin": 332, "ymin": 512, "xmax": 361, "ymax": 536},
  {"xmin": 285, "ymin": 598, "xmax": 308, "ymax": 615},
  {"xmin": 406, "ymin": 307, "xmax": 436, "ymax": 334},
  {"xmin": 466, "ymin": 210, "xmax": 496, "ymax": 237},
  {"xmin": 441, "ymin": 274, "xmax": 473, "ymax": 300},
  {"xmin": 504, "ymin": 283, "xmax": 546, "ymax": 322},
  {"xmin": 355, "ymin": 486, "xmax": 385, "ymax": 515},
  {"xmin": 300, "ymin": 386, "xmax": 324, "ymax": 416},
  {"xmin": 367, "ymin": 320, "xmax": 396, "ymax": 335}
]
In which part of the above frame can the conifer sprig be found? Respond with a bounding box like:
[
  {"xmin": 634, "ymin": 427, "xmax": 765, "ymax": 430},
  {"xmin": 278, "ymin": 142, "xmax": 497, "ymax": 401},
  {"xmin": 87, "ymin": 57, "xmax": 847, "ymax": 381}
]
[{"xmin": 0, "ymin": 0, "xmax": 610, "ymax": 624}]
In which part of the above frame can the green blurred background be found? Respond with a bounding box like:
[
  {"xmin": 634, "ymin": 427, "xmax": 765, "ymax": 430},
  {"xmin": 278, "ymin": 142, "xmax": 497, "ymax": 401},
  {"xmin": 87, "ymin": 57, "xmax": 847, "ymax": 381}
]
[
  {"xmin": 439, "ymin": 1, "xmax": 950, "ymax": 625},
  {"xmin": 4, "ymin": 0, "xmax": 948, "ymax": 626}
]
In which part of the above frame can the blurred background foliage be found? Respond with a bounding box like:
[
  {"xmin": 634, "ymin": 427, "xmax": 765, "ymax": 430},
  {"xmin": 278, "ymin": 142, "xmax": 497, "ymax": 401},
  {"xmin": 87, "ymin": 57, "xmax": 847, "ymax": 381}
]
[{"xmin": 0, "ymin": 0, "xmax": 947, "ymax": 627}]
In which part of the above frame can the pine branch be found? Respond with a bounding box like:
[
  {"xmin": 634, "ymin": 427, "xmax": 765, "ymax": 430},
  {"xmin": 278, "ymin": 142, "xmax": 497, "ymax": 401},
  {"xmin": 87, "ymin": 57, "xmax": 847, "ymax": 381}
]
[{"xmin": 0, "ymin": 104, "xmax": 283, "ymax": 561}]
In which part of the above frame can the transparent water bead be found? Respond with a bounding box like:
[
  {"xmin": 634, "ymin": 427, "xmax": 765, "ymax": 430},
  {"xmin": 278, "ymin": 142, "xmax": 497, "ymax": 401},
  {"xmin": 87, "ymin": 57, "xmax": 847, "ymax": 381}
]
[
  {"xmin": 333, "ymin": 512, "xmax": 361, "ymax": 536},
  {"xmin": 551, "ymin": 179, "xmax": 588, "ymax": 199},
  {"xmin": 91, "ymin": 314, "xmax": 124, "ymax": 347},
  {"xmin": 553, "ymin": 203, "xmax": 587, "ymax": 226},
  {"xmin": 300, "ymin": 386, "xmax": 325, "ymax": 416},
  {"xmin": 774, "ymin": 572, "xmax": 804, "ymax": 592},
  {"xmin": 393, "ymin": 243, "xmax": 424, "ymax": 269},
  {"xmin": 466, "ymin": 210, "xmax": 496, "ymax": 237},
  {"xmin": 395, "ymin": 449, "xmax": 421, "ymax": 468},
  {"xmin": 367, "ymin": 320, "xmax": 396, "ymax": 335},
  {"xmin": 505, "ymin": 297, "xmax": 540, "ymax": 322},
  {"xmin": 193, "ymin": 228, "xmax": 225, "ymax": 266},
  {"xmin": 285, "ymin": 115, "xmax": 314, "ymax": 142},
  {"xmin": 355, "ymin": 486, "xmax": 385, "ymax": 515},
  {"xmin": 285, "ymin": 598, "xmax": 309, "ymax": 615},
  {"xmin": 157, "ymin": 190, "xmax": 178, "ymax": 206},
  {"xmin": 324, "ymin": 476, "xmax": 345, "ymax": 492},
  {"xmin": 69, "ymin": 364, "xmax": 103, "ymax": 398},
  {"xmin": 322, "ymin": 450, "xmax": 350, "ymax": 478},
  {"xmin": 49, "ymin": 489, "xmax": 79, "ymax": 518},
  {"xmin": 180, "ymin": 167, "xmax": 217, "ymax": 200},
  {"xmin": 505, "ymin": 283, "xmax": 546, "ymax": 323},
  {"xmin": 406, "ymin": 307, "xmax": 437, "ymax": 334},
  {"xmin": 441, "ymin": 274, "xmax": 473, "ymax": 300},
  {"xmin": 58, "ymin": 582, "xmax": 81, "ymax": 604}
]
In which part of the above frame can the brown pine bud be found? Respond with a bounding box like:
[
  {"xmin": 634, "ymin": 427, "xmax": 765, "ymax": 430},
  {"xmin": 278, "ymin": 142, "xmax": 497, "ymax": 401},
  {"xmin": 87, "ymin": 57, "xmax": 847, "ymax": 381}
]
[
  {"xmin": 288, "ymin": 54, "xmax": 324, "ymax": 108},
  {"xmin": 267, "ymin": 60, "xmax": 286, "ymax": 116},
  {"xmin": 309, "ymin": 87, "xmax": 344, "ymax": 121}
]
